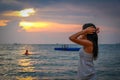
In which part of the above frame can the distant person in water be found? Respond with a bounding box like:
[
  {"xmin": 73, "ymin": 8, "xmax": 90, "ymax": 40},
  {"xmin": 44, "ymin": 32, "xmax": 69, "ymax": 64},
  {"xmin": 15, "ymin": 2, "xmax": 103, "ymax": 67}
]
[
  {"xmin": 69, "ymin": 23, "xmax": 100, "ymax": 80},
  {"xmin": 25, "ymin": 50, "xmax": 29, "ymax": 55}
]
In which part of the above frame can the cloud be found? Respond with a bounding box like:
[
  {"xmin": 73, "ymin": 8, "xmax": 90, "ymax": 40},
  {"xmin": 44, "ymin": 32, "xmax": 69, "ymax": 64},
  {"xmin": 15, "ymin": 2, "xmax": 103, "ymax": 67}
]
[
  {"xmin": 19, "ymin": 21, "xmax": 81, "ymax": 32},
  {"xmin": 0, "ymin": 0, "xmax": 119, "ymax": 44},
  {"xmin": 0, "ymin": 20, "xmax": 9, "ymax": 26},
  {"xmin": 1, "ymin": 0, "xmax": 119, "ymax": 26},
  {"xmin": 0, "ymin": 0, "xmax": 23, "ymax": 12},
  {"xmin": 24, "ymin": 4, "xmax": 95, "ymax": 24},
  {"xmin": 2, "ymin": 8, "xmax": 35, "ymax": 17}
]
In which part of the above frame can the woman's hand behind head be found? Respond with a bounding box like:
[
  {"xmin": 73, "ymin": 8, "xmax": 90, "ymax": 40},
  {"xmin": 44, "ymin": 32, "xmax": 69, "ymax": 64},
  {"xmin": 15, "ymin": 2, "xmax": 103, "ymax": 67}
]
[
  {"xmin": 85, "ymin": 26, "xmax": 100, "ymax": 34},
  {"xmin": 96, "ymin": 27, "xmax": 100, "ymax": 33},
  {"xmin": 85, "ymin": 26, "xmax": 96, "ymax": 34}
]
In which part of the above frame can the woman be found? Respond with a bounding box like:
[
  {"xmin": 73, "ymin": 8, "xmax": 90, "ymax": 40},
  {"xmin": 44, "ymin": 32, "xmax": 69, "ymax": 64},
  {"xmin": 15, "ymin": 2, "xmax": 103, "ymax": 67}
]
[{"xmin": 69, "ymin": 23, "xmax": 99, "ymax": 80}]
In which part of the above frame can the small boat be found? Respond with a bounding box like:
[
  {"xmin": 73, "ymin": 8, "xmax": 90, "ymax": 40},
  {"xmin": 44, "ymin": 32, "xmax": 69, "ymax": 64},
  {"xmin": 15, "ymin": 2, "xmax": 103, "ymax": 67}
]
[
  {"xmin": 54, "ymin": 44, "xmax": 80, "ymax": 51},
  {"xmin": 54, "ymin": 47, "xmax": 80, "ymax": 51}
]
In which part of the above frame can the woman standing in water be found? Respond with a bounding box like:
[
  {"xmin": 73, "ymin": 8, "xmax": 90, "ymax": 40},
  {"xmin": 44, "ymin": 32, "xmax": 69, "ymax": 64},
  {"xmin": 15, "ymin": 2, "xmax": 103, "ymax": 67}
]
[{"xmin": 69, "ymin": 23, "xmax": 99, "ymax": 80}]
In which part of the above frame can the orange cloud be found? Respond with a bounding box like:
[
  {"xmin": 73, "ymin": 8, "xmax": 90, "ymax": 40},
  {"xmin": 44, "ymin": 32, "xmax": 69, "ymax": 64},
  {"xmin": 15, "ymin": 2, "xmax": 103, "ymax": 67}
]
[
  {"xmin": 19, "ymin": 21, "xmax": 81, "ymax": 32},
  {"xmin": 2, "ymin": 8, "xmax": 35, "ymax": 17},
  {"xmin": 98, "ymin": 25, "xmax": 119, "ymax": 33},
  {"xmin": 0, "ymin": 20, "xmax": 9, "ymax": 26}
]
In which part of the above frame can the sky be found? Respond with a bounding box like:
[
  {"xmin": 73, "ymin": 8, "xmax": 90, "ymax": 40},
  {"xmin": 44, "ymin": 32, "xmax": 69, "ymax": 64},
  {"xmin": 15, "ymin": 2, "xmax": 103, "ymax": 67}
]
[{"xmin": 0, "ymin": 0, "xmax": 120, "ymax": 44}]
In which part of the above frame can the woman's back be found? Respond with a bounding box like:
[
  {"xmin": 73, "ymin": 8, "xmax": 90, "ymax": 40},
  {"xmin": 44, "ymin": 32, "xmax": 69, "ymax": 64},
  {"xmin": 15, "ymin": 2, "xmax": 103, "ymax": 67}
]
[{"xmin": 78, "ymin": 48, "xmax": 96, "ymax": 80}]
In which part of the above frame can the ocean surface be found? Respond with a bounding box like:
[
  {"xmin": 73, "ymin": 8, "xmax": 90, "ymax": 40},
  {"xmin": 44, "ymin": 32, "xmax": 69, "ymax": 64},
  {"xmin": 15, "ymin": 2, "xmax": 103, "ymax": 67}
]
[{"xmin": 0, "ymin": 44, "xmax": 120, "ymax": 80}]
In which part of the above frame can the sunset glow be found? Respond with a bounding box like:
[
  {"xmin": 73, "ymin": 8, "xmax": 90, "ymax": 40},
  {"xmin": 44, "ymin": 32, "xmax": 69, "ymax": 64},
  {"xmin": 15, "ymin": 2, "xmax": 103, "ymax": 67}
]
[
  {"xmin": 0, "ymin": 20, "xmax": 9, "ymax": 26},
  {"xmin": 19, "ymin": 21, "xmax": 49, "ymax": 31},
  {"xmin": 0, "ymin": 0, "xmax": 120, "ymax": 44},
  {"xmin": 3, "ymin": 8, "xmax": 35, "ymax": 17},
  {"xmin": 19, "ymin": 21, "xmax": 81, "ymax": 32},
  {"xmin": 19, "ymin": 8, "xmax": 35, "ymax": 17}
]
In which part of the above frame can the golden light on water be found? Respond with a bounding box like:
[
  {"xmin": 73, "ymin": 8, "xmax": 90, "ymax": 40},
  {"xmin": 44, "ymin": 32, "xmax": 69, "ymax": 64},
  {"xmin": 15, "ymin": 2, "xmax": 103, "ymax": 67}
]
[
  {"xmin": 17, "ymin": 59, "xmax": 35, "ymax": 72},
  {"xmin": 18, "ymin": 59, "xmax": 31, "ymax": 66},
  {"xmin": 16, "ymin": 76, "xmax": 37, "ymax": 80}
]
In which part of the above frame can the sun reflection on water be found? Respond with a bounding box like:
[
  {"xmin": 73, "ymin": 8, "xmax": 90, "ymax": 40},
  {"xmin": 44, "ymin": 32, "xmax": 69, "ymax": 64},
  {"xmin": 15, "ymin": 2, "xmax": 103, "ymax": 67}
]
[
  {"xmin": 17, "ymin": 59, "xmax": 35, "ymax": 72},
  {"xmin": 16, "ymin": 76, "xmax": 37, "ymax": 80},
  {"xmin": 16, "ymin": 58, "xmax": 37, "ymax": 79}
]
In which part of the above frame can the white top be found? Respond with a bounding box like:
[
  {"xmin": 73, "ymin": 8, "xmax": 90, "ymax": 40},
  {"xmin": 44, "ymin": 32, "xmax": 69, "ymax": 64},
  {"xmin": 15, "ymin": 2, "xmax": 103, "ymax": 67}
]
[{"xmin": 78, "ymin": 47, "xmax": 96, "ymax": 80}]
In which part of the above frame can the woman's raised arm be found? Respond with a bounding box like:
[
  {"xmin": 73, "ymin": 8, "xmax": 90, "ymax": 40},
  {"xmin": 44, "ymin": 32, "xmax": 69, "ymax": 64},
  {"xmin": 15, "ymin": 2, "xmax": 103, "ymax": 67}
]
[{"xmin": 69, "ymin": 27, "xmax": 96, "ymax": 47}]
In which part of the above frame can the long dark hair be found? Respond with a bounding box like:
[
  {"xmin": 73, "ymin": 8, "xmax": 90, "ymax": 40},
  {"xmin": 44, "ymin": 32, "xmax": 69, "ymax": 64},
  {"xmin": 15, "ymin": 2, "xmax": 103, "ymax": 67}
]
[{"xmin": 82, "ymin": 23, "xmax": 98, "ymax": 60}]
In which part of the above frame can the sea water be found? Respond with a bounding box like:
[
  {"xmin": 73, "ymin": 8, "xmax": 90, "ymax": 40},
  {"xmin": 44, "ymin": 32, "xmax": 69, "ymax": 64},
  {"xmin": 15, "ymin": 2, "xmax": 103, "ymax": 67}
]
[{"xmin": 0, "ymin": 44, "xmax": 120, "ymax": 80}]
